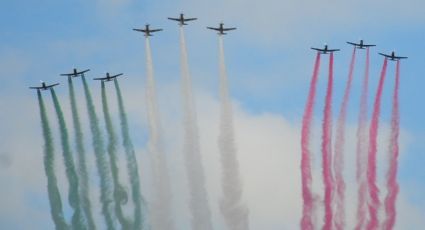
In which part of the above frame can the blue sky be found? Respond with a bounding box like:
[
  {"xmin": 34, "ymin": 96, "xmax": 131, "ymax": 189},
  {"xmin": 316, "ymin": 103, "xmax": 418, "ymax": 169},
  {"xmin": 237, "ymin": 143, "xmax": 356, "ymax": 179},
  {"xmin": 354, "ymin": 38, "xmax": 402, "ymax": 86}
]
[{"xmin": 0, "ymin": 0, "xmax": 424, "ymax": 229}]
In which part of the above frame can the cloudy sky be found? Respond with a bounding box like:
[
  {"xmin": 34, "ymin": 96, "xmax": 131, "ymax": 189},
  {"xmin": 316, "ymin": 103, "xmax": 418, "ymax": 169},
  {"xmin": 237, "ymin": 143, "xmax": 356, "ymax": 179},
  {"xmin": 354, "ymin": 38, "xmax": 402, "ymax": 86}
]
[{"xmin": 1, "ymin": 0, "xmax": 424, "ymax": 229}]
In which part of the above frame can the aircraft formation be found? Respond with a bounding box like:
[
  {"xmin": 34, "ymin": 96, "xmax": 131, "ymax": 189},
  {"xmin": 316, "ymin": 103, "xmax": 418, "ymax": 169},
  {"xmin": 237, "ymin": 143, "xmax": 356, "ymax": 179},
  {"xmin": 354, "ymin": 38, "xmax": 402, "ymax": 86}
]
[
  {"xmin": 30, "ymin": 14, "xmax": 240, "ymax": 89},
  {"xmin": 30, "ymin": 14, "xmax": 407, "ymax": 90},
  {"xmin": 29, "ymin": 12, "xmax": 408, "ymax": 230}
]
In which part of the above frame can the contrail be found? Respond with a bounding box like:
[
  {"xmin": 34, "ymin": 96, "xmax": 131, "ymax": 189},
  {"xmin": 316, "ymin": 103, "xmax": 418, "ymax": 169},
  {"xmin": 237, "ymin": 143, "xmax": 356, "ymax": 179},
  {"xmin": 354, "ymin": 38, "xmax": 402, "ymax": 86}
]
[
  {"xmin": 37, "ymin": 90, "xmax": 69, "ymax": 230},
  {"xmin": 322, "ymin": 53, "xmax": 335, "ymax": 230},
  {"xmin": 333, "ymin": 47, "xmax": 356, "ymax": 230},
  {"xmin": 355, "ymin": 48, "xmax": 370, "ymax": 230},
  {"xmin": 217, "ymin": 35, "xmax": 250, "ymax": 230},
  {"xmin": 179, "ymin": 26, "xmax": 213, "ymax": 230},
  {"xmin": 68, "ymin": 77, "xmax": 96, "ymax": 230},
  {"xmin": 114, "ymin": 79, "xmax": 147, "ymax": 230},
  {"xmin": 81, "ymin": 76, "xmax": 116, "ymax": 230},
  {"xmin": 366, "ymin": 58, "xmax": 388, "ymax": 230},
  {"xmin": 101, "ymin": 82, "xmax": 131, "ymax": 229},
  {"xmin": 50, "ymin": 88, "xmax": 86, "ymax": 229},
  {"xmin": 383, "ymin": 60, "xmax": 400, "ymax": 230},
  {"xmin": 301, "ymin": 53, "xmax": 321, "ymax": 230},
  {"xmin": 144, "ymin": 37, "xmax": 175, "ymax": 230}
]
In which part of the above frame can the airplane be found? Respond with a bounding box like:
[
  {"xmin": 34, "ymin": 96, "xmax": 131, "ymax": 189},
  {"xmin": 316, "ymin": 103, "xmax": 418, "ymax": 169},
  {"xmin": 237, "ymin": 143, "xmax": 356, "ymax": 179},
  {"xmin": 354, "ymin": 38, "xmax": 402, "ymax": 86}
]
[
  {"xmin": 378, "ymin": 51, "xmax": 408, "ymax": 61},
  {"xmin": 311, "ymin": 44, "xmax": 340, "ymax": 54},
  {"xmin": 133, "ymin": 24, "xmax": 163, "ymax": 36},
  {"xmin": 29, "ymin": 81, "xmax": 59, "ymax": 90},
  {"xmin": 207, "ymin": 23, "xmax": 236, "ymax": 35},
  {"xmin": 168, "ymin": 13, "xmax": 197, "ymax": 26},
  {"xmin": 60, "ymin": 68, "xmax": 90, "ymax": 77},
  {"xmin": 347, "ymin": 40, "xmax": 376, "ymax": 49},
  {"xmin": 93, "ymin": 73, "xmax": 123, "ymax": 82}
]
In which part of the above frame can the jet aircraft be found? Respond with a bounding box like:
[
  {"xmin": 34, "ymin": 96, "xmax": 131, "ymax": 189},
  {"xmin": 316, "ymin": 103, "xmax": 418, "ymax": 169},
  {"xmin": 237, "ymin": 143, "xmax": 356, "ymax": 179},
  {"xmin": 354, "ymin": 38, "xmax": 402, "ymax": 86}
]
[
  {"xmin": 347, "ymin": 40, "xmax": 376, "ymax": 49},
  {"xmin": 207, "ymin": 23, "xmax": 236, "ymax": 35},
  {"xmin": 93, "ymin": 73, "xmax": 123, "ymax": 82},
  {"xmin": 168, "ymin": 13, "xmax": 197, "ymax": 25},
  {"xmin": 311, "ymin": 44, "xmax": 340, "ymax": 54},
  {"xmin": 29, "ymin": 81, "xmax": 59, "ymax": 90},
  {"xmin": 133, "ymin": 24, "xmax": 163, "ymax": 36},
  {"xmin": 378, "ymin": 51, "xmax": 408, "ymax": 61}
]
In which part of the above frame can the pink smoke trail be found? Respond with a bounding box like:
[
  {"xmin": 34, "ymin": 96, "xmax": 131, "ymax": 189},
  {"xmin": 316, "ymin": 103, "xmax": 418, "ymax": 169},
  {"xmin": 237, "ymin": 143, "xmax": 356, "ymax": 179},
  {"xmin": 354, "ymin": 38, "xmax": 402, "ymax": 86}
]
[
  {"xmin": 355, "ymin": 48, "xmax": 371, "ymax": 230},
  {"xmin": 366, "ymin": 58, "xmax": 388, "ymax": 230},
  {"xmin": 334, "ymin": 47, "xmax": 356, "ymax": 230},
  {"xmin": 300, "ymin": 53, "xmax": 321, "ymax": 230},
  {"xmin": 383, "ymin": 60, "xmax": 400, "ymax": 230},
  {"xmin": 322, "ymin": 52, "xmax": 335, "ymax": 230}
]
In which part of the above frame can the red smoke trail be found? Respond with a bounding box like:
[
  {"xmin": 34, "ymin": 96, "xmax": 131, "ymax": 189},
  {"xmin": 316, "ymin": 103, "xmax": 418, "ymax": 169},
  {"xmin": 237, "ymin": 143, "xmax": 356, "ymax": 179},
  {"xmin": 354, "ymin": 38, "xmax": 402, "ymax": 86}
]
[
  {"xmin": 366, "ymin": 58, "xmax": 388, "ymax": 230},
  {"xmin": 322, "ymin": 52, "xmax": 334, "ymax": 230},
  {"xmin": 383, "ymin": 60, "xmax": 400, "ymax": 230},
  {"xmin": 300, "ymin": 53, "xmax": 321, "ymax": 230},
  {"xmin": 355, "ymin": 48, "xmax": 370, "ymax": 230},
  {"xmin": 334, "ymin": 47, "xmax": 356, "ymax": 230}
]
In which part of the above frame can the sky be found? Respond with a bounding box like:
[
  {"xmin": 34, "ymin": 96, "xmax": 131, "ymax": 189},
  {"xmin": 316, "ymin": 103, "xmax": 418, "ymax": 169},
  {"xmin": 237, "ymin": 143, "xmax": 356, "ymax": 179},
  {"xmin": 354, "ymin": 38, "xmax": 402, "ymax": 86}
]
[{"xmin": 0, "ymin": 0, "xmax": 424, "ymax": 229}]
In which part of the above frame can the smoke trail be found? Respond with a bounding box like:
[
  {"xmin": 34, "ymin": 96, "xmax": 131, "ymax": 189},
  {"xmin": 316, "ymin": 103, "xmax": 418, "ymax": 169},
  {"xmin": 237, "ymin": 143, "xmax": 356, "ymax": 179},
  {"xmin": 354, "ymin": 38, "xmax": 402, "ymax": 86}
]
[
  {"xmin": 50, "ymin": 88, "xmax": 86, "ymax": 229},
  {"xmin": 383, "ymin": 60, "xmax": 400, "ymax": 230},
  {"xmin": 218, "ymin": 35, "xmax": 250, "ymax": 230},
  {"xmin": 81, "ymin": 76, "xmax": 116, "ymax": 230},
  {"xmin": 366, "ymin": 58, "xmax": 388, "ymax": 230},
  {"xmin": 300, "ymin": 53, "xmax": 321, "ymax": 230},
  {"xmin": 355, "ymin": 48, "xmax": 370, "ymax": 230},
  {"xmin": 37, "ymin": 90, "xmax": 69, "ymax": 230},
  {"xmin": 333, "ymin": 47, "xmax": 356, "ymax": 230},
  {"xmin": 101, "ymin": 82, "xmax": 131, "ymax": 229},
  {"xmin": 144, "ymin": 37, "xmax": 175, "ymax": 230},
  {"xmin": 179, "ymin": 26, "xmax": 214, "ymax": 230},
  {"xmin": 114, "ymin": 79, "xmax": 147, "ymax": 230},
  {"xmin": 68, "ymin": 77, "xmax": 96, "ymax": 230},
  {"xmin": 322, "ymin": 53, "xmax": 335, "ymax": 230}
]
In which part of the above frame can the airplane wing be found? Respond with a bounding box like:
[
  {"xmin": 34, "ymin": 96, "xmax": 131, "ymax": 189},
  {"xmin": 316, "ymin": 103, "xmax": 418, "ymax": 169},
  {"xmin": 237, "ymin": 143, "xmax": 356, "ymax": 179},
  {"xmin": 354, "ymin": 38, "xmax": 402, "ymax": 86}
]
[
  {"xmin": 346, "ymin": 42, "xmax": 358, "ymax": 46},
  {"xmin": 133, "ymin": 29, "xmax": 146, "ymax": 32},
  {"xmin": 47, "ymin": 83, "xmax": 59, "ymax": 88},
  {"xmin": 363, "ymin": 44, "xmax": 376, "ymax": 47},
  {"xmin": 207, "ymin": 27, "xmax": 220, "ymax": 31},
  {"xmin": 93, "ymin": 77, "xmax": 106, "ymax": 81},
  {"xmin": 223, "ymin": 27, "xmax": 236, "ymax": 31},
  {"xmin": 328, "ymin": 49, "xmax": 340, "ymax": 52},
  {"xmin": 311, "ymin": 47, "xmax": 323, "ymax": 52},
  {"xmin": 184, "ymin": 18, "xmax": 197, "ymax": 21},
  {"xmin": 60, "ymin": 73, "xmax": 73, "ymax": 76},
  {"xmin": 29, "ymin": 86, "xmax": 43, "ymax": 89},
  {"xmin": 168, "ymin": 17, "xmax": 180, "ymax": 21},
  {"xmin": 150, "ymin": 29, "xmax": 163, "ymax": 32},
  {"xmin": 80, "ymin": 69, "xmax": 90, "ymax": 74},
  {"xmin": 113, "ymin": 73, "xmax": 123, "ymax": 78},
  {"xmin": 396, "ymin": 56, "xmax": 408, "ymax": 59},
  {"xmin": 379, "ymin": 53, "xmax": 391, "ymax": 58}
]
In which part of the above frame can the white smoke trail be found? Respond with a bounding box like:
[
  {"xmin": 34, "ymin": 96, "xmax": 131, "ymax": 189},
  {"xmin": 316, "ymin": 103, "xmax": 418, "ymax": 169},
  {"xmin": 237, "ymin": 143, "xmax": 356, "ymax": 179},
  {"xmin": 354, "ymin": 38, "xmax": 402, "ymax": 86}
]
[
  {"xmin": 179, "ymin": 26, "xmax": 214, "ymax": 230},
  {"xmin": 218, "ymin": 35, "xmax": 250, "ymax": 230},
  {"xmin": 144, "ymin": 37, "xmax": 175, "ymax": 230}
]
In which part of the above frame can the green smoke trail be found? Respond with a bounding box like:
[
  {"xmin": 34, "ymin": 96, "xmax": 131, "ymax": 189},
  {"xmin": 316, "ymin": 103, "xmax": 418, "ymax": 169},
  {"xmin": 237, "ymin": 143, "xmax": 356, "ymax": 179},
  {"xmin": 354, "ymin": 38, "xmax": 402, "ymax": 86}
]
[
  {"xmin": 50, "ymin": 88, "xmax": 85, "ymax": 230},
  {"xmin": 101, "ymin": 81, "xmax": 131, "ymax": 230},
  {"xmin": 114, "ymin": 79, "xmax": 146, "ymax": 230},
  {"xmin": 81, "ymin": 76, "xmax": 116, "ymax": 230},
  {"xmin": 68, "ymin": 77, "xmax": 96, "ymax": 230},
  {"xmin": 37, "ymin": 90, "xmax": 69, "ymax": 230}
]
